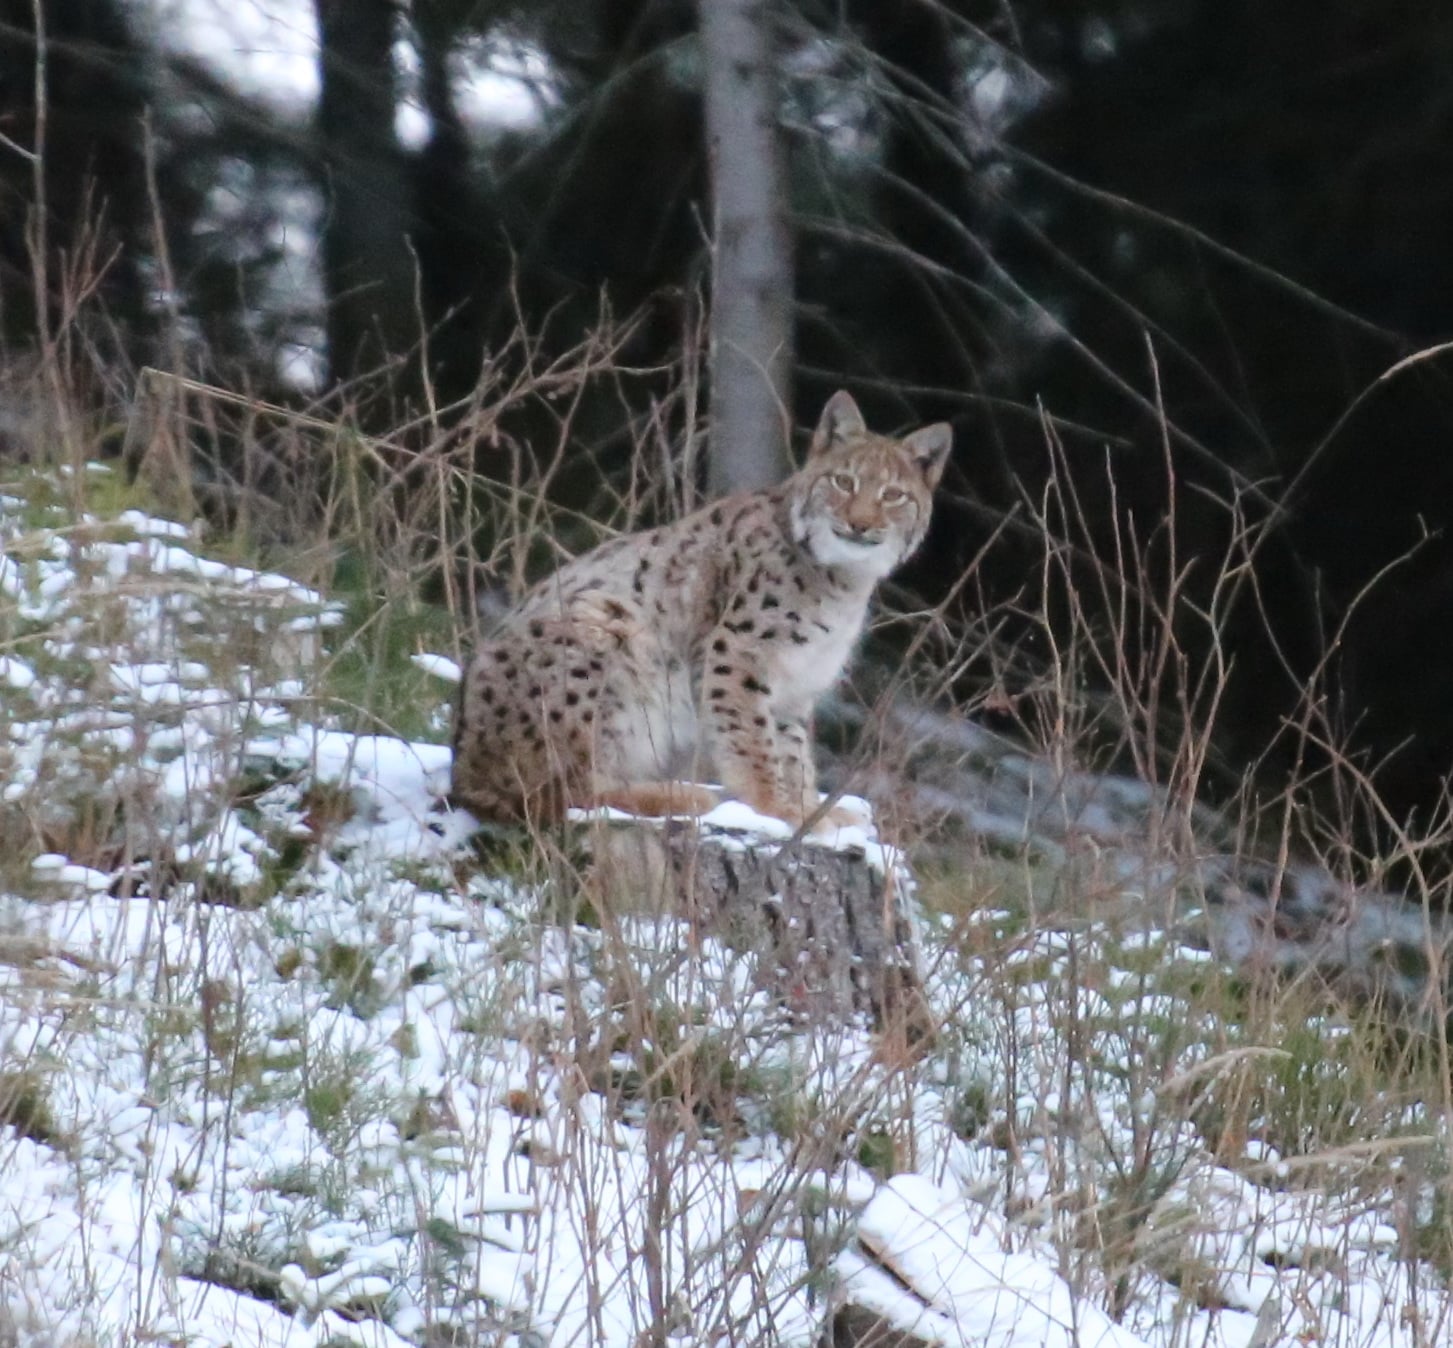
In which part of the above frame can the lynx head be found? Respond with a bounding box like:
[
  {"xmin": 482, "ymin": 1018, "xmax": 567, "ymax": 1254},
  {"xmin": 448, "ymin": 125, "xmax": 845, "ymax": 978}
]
[{"xmin": 789, "ymin": 390, "xmax": 952, "ymax": 580}]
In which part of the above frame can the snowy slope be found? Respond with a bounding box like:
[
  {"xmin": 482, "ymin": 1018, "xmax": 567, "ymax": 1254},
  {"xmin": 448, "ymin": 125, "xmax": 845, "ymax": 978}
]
[{"xmin": 1, "ymin": 467, "xmax": 1449, "ymax": 1346}]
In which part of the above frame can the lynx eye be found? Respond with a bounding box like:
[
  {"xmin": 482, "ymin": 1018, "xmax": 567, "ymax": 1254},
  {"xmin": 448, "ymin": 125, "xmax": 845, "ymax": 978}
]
[
  {"xmin": 880, "ymin": 485, "xmax": 908, "ymax": 505},
  {"xmin": 830, "ymin": 473, "xmax": 856, "ymax": 493}
]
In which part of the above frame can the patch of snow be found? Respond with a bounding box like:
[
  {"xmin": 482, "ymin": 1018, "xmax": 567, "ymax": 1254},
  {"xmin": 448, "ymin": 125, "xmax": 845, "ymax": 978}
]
[
  {"xmin": 2, "ymin": 474, "xmax": 1450, "ymax": 1348},
  {"xmin": 411, "ymin": 651, "xmax": 461, "ymax": 683},
  {"xmin": 841, "ymin": 1175, "xmax": 1151, "ymax": 1346},
  {"xmin": 0, "ymin": 655, "xmax": 35, "ymax": 689},
  {"xmin": 140, "ymin": 0, "xmax": 321, "ymax": 119},
  {"xmin": 132, "ymin": 1, "xmax": 553, "ymax": 134},
  {"xmin": 116, "ymin": 508, "xmax": 194, "ymax": 540},
  {"xmin": 701, "ymin": 800, "xmax": 796, "ymax": 837}
]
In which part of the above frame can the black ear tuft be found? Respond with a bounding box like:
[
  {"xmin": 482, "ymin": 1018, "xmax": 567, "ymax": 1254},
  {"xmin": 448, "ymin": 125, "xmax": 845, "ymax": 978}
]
[
  {"xmin": 809, "ymin": 390, "xmax": 867, "ymax": 457},
  {"xmin": 902, "ymin": 423, "xmax": 952, "ymax": 490}
]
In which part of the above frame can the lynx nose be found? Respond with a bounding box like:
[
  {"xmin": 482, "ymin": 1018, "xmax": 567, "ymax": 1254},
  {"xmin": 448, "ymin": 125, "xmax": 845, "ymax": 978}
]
[{"xmin": 834, "ymin": 519, "xmax": 884, "ymax": 545}]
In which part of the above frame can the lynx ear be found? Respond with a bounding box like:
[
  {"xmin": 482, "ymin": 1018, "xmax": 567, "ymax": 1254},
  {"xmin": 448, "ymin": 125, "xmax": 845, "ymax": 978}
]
[
  {"xmin": 809, "ymin": 390, "xmax": 867, "ymax": 457},
  {"xmin": 902, "ymin": 422, "xmax": 952, "ymax": 490}
]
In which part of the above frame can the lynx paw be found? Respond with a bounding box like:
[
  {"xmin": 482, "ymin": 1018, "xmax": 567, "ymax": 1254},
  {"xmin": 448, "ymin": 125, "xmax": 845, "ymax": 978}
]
[
  {"xmin": 820, "ymin": 794, "xmax": 874, "ymax": 828},
  {"xmin": 804, "ymin": 796, "xmax": 877, "ymax": 843}
]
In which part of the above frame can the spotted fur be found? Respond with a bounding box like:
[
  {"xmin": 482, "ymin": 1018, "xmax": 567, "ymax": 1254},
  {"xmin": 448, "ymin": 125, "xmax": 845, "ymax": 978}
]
[{"xmin": 451, "ymin": 390, "xmax": 951, "ymax": 826}]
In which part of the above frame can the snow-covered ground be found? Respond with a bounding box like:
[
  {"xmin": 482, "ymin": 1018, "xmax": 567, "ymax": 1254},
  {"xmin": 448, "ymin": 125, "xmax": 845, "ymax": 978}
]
[
  {"xmin": 132, "ymin": 0, "xmax": 553, "ymax": 141},
  {"xmin": 2, "ymin": 467, "xmax": 1450, "ymax": 1346}
]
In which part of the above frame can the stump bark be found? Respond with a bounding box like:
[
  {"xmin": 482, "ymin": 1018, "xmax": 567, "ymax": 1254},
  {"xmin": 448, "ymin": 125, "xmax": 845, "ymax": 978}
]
[{"xmin": 586, "ymin": 816, "xmax": 932, "ymax": 1038}]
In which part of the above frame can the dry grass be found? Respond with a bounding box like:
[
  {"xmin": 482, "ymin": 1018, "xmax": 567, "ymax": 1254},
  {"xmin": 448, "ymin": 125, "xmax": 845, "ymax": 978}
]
[{"xmin": 2, "ymin": 227, "xmax": 1452, "ymax": 1345}]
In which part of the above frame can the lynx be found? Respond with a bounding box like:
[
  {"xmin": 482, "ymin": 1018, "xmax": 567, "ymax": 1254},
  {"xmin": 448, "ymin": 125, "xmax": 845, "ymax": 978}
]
[{"xmin": 451, "ymin": 391, "xmax": 951, "ymax": 829}]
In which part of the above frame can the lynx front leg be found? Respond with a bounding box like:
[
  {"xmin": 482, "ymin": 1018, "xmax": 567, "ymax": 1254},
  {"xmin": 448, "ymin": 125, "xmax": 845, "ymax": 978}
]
[
  {"xmin": 698, "ymin": 658, "xmax": 771, "ymax": 817},
  {"xmin": 772, "ymin": 714, "xmax": 820, "ymax": 821},
  {"xmin": 771, "ymin": 714, "xmax": 863, "ymax": 832},
  {"xmin": 700, "ymin": 655, "xmax": 812, "ymax": 824}
]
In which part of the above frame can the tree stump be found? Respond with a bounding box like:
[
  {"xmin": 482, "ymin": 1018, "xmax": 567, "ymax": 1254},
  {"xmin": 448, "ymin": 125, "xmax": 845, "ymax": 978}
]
[{"xmin": 584, "ymin": 811, "xmax": 933, "ymax": 1039}]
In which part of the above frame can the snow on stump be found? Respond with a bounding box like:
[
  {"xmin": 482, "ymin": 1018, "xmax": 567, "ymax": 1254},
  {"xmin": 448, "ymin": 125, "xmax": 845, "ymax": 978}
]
[
  {"xmin": 580, "ymin": 798, "xmax": 933, "ymax": 1037},
  {"xmin": 831, "ymin": 1175, "xmax": 1152, "ymax": 1348}
]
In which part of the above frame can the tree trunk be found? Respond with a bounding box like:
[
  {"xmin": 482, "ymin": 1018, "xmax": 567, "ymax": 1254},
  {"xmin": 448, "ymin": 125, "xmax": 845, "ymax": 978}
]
[
  {"xmin": 314, "ymin": 0, "xmax": 417, "ymax": 394},
  {"xmin": 698, "ymin": 0, "xmax": 794, "ymax": 494}
]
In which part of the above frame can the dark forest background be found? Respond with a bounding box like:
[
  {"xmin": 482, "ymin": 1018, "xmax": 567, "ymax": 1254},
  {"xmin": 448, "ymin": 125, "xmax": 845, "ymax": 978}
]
[{"xmin": 5, "ymin": 0, "xmax": 1453, "ymax": 845}]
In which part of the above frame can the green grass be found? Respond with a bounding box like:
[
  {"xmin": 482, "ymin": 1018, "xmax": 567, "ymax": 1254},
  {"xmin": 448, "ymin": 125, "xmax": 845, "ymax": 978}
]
[
  {"xmin": 0, "ymin": 1069, "xmax": 61, "ymax": 1147},
  {"xmin": 1, "ymin": 458, "xmax": 155, "ymax": 531},
  {"xmin": 319, "ymin": 575, "xmax": 457, "ymax": 743}
]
